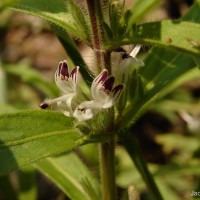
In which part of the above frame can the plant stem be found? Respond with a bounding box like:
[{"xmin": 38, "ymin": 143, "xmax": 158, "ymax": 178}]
[
  {"xmin": 100, "ymin": 136, "xmax": 116, "ymax": 200},
  {"xmin": 86, "ymin": 0, "xmax": 104, "ymax": 72},
  {"xmin": 86, "ymin": 1, "xmax": 116, "ymax": 199}
]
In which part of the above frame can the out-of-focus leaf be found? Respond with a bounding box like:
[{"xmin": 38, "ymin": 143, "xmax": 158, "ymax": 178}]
[
  {"xmin": 116, "ymin": 147, "xmax": 142, "ymax": 188},
  {"xmin": 0, "ymin": 110, "xmax": 110, "ymax": 176},
  {"xmin": 37, "ymin": 153, "xmax": 100, "ymax": 200},
  {"xmin": 128, "ymin": 0, "xmax": 160, "ymax": 23},
  {"xmin": 0, "ymin": 0, "xmax": 18, "ymax": 11},
  {"xmin": 79, "ymin": 145, "xmax": 99, "ymax": 166},
  {"xmin": 119, "ymin": 130, "xmax": 164, "ymax": 200},
  {"xmin": 0, "ymin": 64, "xmax": 7, "ymax": 103},
  {"xmin": 155, "ymin": 162, "xmax": 200, "ymax": 177},
  {"xmin": 155, "ymin": 179, "xmax": 179, "ymax": 200},
  {"xmin": 156, "ymin": 134, "xmax": 199, "ymax": 154},
  {"xmin": 12, "ymin": 0, "xmax": 91, "ymax": 43},
  {"xmin": 183, "ymin": 0, "xmax": 200, "ymax": 23},
  {"xmin": 5, "ymin": 64, "xmax": 58, "ymax": 97}
]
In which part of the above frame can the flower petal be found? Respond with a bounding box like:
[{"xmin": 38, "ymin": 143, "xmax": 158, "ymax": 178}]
[
  {"xmin": 101, "ymin": 85, "xmax": 123, "ymax": 109},
  {"xmin": 91, "ymin": 69, "xmax": 108, "ymax": 100},
  {"xmin": 40, "ymin": 93, "xmax": 74, "ymax": 116},
  {"xmin": 56, "ymin": 60, "xmax": 69, "ymax": 80},
  {"xmin": 57, "ymin": 94, "xmax": 74, "ymax": 117},
  {"xmin": 121, "ymin": 45, "xmax": 144, "ymax": 66},
  {"xmin": 100, "ymin": 96, "xmax": 115, "ymax": 109},
  {"xmin": 129, "ymin": 45, "xmax": 144, "ymax": 66},
  {"xmin": 100, "ymin": 84, "xmax": 123, "ymax": 109},
  {"xmin": 103, "ymin": 76, "xmax": 115, "ymax": 92},
  {"xmin": 70, "ymin": 66, "xmax": 79, "ymax": 83},
  {"xmin": 73, "ymin": 100, "xmax": 101, "ymax": 121},
  {"xmin": 55, "ymin": 62, "xmax": 79, "ymax": 94},
  {"xmin": 112, "ymin": 84, "xmax": 124, "ymax": 101},
  {"xmin": 129, "ymin": 45, "xmax": 142, "ymax": 58}
]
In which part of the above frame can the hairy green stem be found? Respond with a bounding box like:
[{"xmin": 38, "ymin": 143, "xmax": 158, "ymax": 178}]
[
  {"xmin": 86, "ymin": 0, "xmax": 104, "ymax": 72},
  {"xmin": 100, "ymin": 137, "xmax": 116, "ymax": 200},
  {"xmin": 86, "ymin": 0, "xmax": 116, "ymax": 199}
]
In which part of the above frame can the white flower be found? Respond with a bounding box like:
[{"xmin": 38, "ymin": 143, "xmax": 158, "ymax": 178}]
[
  {"xmin": 117, "ymin": 45, "xmax": 144, "ymax": 83},
  {"xmin": 40, "ymin": 60, "xmax": 79, "ymax": 117},
  {"xmin": 73, "ymin": 69, "xmax": 123, "ymax": 121},
  {"xmin": 122, "ymin": 45, "xmax": 144, "ymax": 66}
]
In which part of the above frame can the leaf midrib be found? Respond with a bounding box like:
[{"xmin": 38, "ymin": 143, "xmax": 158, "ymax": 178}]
[{"xmin": 0, "ymin": 130, "xmax": 80, "ymax": 149}]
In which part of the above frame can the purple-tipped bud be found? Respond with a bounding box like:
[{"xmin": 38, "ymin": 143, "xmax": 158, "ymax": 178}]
[
  {"xmin": 70, "ymin": 66, "xmax": 79, "ymax": 83},
  {"xmin": 58, "ymin": 61, "xmax": 69, "ymax": 80},
  {"xmin": 112, "ymin": 84, "xmax": 123, "ymax": 100},
  {"xmin": 95, "ymin": 69, "xmax": 108, "ymax": 84},
  {"xmin": 103, "ymin": 76, "xmax": 115, "ymax": 92}
]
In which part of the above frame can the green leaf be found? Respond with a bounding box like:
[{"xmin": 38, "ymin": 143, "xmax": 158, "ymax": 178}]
[
  {"xmin": 11, "ymin": 0, "xmax": 93, "ymax": 84},
  {"xmin": 121, "ymin": 48, "xmax": 198, "ymax": 127},
  {"xmin": 0, "ymin": 0, "xmax": 18, "ymax": 11},
  {"xmin": 0, "ymin": 110, "xmax": 110, "ymax": 176},
  {"xmin": 36, "ymin": 153, "xmax": 101, "ymax": 200},
  {"xmin": 183, "ymin": 0, "xmax": 200, "ymax": 23},
  {"xmin": 105, "ymin": 20, "xmax": 200, "ymax": 57},
  {"xmin": 109, "ymin": 1, "xmax": 125, "ymax": 39},
  {"xmin": 12, "ymin": 0, "xmax": 91, "ymax": 43},
  {"xmin": 0, "ymin": 64, "xmax": 7, "ymax": 104},
  {"xmin": 5, "ymin": 63, "xmax": 58, "ymax": 97},
  {"xmin": 129, "ymin": 0, "xmax": 160, "ymax": 23},
  {"xmin": 119, "ymin": 1, "xmax": 200, "ymax": 127},
  {"xmin": 66, "ymin": 0, "xmax": 91, "ymax": 42}
]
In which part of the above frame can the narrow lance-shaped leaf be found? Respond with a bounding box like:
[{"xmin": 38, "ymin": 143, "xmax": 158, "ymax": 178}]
[
  {"xmin": 119, "ymin": 130, "xmax": 164, "ymax": 200},
  {"xmin": 128, "ymin": 0, "xmax": 160, "ymax": 24},
  {"xmin": 66, "ymin": 0, "xmax": 91, "ymax": 43},
  {"xmin": 0, "ymin": 110, "xmax": 110, "ymax": 176},
  {"xmin": 5, "ymin": 63, "xmax": 58, "ymax": 97},
  {"xmin": 12, "ymin": 0, "xmax": 91, "ymax": 43},
  {"xmin": 12, "ymin": 0, "xmax": 93, "ymax": 84},
  {"xmin": 36, "ymin": 153, "xmax": 101, "ymax": 200},
  {"xmin": 120, "ymin": 0, "xmax": 200, "ymax": 127}
]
